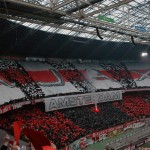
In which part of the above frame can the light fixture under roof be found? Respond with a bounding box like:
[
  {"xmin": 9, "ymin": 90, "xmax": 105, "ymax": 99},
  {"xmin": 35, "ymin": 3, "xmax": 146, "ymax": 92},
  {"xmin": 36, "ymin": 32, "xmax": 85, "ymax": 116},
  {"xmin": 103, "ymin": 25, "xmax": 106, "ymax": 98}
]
[{"xmin": 141, "ymin": 52, "xmax": 148, "ymax": 57}]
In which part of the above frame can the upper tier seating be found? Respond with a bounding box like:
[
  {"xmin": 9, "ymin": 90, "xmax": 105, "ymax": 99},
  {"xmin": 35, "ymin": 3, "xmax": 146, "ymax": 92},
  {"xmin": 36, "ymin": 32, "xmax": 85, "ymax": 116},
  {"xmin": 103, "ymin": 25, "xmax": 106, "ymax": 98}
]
[
  {"xmin": 47, "ymin": 59, "xmax": 96, "ymax": 92},
  {"xmin": 0, "ymin": 59, "xmax": 44, "ymax": 100},
  {"xmin": 0, "ymin": 58, "xmax": 150, "ymax": 105},
  {"xmin": 83, "ymin": 69, "xmax": 122, "ymax": 89},
  {"xmin": 125, "ymin": 62, "xmax": 150, "ymax": 88},
  {"xmin": 101, "ymin": 63, "xmax": 137, "ymax": 89},
  {"xmin": 19, "ymin": 61, "xmax": 79, "ymax": 96}
]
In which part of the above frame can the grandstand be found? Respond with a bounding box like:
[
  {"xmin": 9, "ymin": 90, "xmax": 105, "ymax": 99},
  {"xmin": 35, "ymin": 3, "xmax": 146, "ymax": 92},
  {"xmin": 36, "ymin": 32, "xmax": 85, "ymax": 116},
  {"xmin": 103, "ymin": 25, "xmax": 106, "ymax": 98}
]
[{"xmin": 0, "ymin": 0, "xmax": 150, "ymax": 150}]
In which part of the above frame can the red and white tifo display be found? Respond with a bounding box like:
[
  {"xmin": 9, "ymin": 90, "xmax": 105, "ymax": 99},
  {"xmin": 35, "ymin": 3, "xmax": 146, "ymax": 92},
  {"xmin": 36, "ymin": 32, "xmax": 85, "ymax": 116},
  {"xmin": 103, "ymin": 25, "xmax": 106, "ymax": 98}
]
[{"xmin": 0, "ymin": 57, "xmax": 150, "ymax": 105}]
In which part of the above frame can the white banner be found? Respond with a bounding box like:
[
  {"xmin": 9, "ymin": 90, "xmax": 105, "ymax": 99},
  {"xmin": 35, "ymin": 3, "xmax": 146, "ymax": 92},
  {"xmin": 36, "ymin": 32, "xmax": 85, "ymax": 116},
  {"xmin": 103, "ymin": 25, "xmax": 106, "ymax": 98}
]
[
  {"xmin": 44, "ymin": 90, "xmax": 122, "ymax": 112},
  {"xmin": 0, "ymin": 98, "xmax": 44, "ymax": 115}
]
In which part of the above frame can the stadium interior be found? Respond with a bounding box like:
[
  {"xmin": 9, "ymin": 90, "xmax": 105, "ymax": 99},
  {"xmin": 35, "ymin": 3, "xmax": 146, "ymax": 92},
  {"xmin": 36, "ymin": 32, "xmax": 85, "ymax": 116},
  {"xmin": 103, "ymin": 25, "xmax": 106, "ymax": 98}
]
[{"xmin": 0, "ymin": 0, "xmax": 150, "ymax": 150}]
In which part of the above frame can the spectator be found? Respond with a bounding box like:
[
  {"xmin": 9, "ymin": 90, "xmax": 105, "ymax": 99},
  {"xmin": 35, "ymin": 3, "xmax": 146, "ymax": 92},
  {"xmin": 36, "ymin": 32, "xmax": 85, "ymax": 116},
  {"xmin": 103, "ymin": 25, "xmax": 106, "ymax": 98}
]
[
  {"xmin": 0, "ymin": 134, "xmax": 19, "ymax": 150},
  {"xmin": 0, "ymin": 134, "xmax": 10, "ymax": 150}
]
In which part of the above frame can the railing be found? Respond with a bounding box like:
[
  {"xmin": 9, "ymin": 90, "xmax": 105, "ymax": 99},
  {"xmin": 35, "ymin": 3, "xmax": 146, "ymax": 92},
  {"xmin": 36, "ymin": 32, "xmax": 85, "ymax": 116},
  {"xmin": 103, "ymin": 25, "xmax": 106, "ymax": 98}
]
[
  {"xmin": 63, "ymin": 121, "xmax": 145, "ymax": 150},
  {"xmin": 106, "ymin": 125, "xmax": 150, "ymax": 149}
]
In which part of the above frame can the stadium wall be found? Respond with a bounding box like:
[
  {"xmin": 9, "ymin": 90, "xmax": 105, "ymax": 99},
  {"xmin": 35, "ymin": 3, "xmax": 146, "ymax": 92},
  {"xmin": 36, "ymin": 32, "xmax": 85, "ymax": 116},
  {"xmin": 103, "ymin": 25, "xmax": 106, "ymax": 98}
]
[{"xmin": 62, "ymin": 121, "xmax": 145, "ymax": 150}]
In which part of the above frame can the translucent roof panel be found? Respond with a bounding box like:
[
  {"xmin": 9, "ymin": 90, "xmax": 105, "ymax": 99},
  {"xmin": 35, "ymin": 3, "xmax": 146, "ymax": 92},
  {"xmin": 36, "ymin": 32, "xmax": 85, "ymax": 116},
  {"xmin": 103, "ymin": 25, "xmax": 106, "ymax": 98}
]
[{"xmin": 1, "ymin": 0, "xmax": 149, "ymax": 45}]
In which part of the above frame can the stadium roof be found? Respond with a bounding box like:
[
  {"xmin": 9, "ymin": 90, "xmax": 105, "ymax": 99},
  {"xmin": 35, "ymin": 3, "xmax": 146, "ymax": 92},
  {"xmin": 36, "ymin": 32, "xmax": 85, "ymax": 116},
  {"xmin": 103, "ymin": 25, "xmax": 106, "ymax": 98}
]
[{"xmin": 0, "ymin": 0, "xmax": 150, "ymax": 45}]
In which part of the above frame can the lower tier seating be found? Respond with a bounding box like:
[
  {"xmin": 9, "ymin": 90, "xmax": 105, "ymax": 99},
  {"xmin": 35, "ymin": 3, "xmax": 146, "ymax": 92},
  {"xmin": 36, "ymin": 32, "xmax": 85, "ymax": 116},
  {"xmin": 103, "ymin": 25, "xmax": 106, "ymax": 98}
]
[
  {"xmin": 0, "ymin": 102, "xmax": 133, "ymax": 149},
  {"xmin": 58, "ymin": 102, "xmax": 133, "ymax": 136},
  {"xmin": 0, "ymin": 104, "xmax": 85, "ymax": 149},
  {"xmin": 113, "ymin": 93, "xmax": 150, "ymax": 118}
]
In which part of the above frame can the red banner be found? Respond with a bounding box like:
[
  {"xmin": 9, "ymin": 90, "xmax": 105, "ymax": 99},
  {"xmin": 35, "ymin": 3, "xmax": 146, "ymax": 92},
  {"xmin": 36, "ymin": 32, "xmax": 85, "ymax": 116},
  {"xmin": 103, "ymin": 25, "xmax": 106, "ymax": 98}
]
[
  {"xmin": 23, "ymin": 128, "xmax": 50, "ymax": 150},
  {"xmin": 13, "ymin": 121, "xmax": 22, "ymax": 144}
]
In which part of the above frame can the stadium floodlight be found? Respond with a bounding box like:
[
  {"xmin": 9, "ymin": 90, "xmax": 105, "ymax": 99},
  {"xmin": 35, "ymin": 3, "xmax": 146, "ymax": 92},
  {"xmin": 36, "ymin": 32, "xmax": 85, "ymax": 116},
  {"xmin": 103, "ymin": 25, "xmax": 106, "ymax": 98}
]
[{"xmin": 141, "ymin": 52, "xmax": 148, "ymax": 57}]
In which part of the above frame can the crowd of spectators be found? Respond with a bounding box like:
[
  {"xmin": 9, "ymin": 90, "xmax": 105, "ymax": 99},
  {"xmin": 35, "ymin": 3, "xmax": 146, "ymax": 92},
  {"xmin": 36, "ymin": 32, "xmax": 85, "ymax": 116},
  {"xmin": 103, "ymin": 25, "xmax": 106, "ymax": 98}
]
[
  {"xmin": 101, "ymin": 63, "xmax": 137, "ymax": 89},
  {"xmin": 0, "ymin": 58, "xmax": 148, "ymax": 105},
  {"xmin": 0, "ymin": 58, "xmax": 150, "ymax": 149},
  {"xmin": 0, "ymin": 92, "xmax": 150, "ymax": 149},
  {"xmin": 0, "ymin": 103, "xmax": 85, "ymax": 149},
  {"xmin": 0, "ymin": 59, "xmax": 45, "ymax": 100},
  {"xmin": 58, "ymin": 102, "xmax": 133, "ymax": 136},
  {"xmin": 47, "ymin": 59, "xmax": 96, "ymax": 93},
  {"xmin": 113, "ymin": 92, "xmax": 150, "ymax": 119},
  {"xmin": 0, "ymin": 101, "xmax": 134, "ymax": 149}
]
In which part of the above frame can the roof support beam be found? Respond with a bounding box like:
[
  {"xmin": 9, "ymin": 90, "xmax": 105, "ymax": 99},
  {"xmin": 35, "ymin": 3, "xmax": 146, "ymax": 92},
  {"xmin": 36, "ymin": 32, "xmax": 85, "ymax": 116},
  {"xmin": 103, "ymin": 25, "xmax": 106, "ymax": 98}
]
[
  {"xmin": 85, "ymin": 0, "xmax": 134, "ymax": 17},
  {"xmin": 51, "ymin": 0, "xmax": 74, "ymax": 11},
  {"xmin": 67, "ymin": 0, "xmax": 103, "ymax": 13}
]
